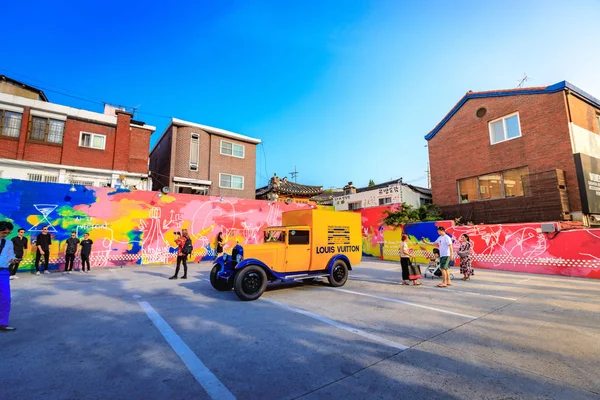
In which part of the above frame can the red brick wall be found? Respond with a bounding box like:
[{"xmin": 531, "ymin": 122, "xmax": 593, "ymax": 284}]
[
  {"xmin": 427, "ymin": 91, "xmax": 581, "ymax": 211},
  {"xmin": 172, "ymin": 126, "xmax": 211, "ymax": 181},
  {"xmin": 61, "ymin": 119, "xmax": 116, "ymax": 170},
  {"xmin": 208, "ymin": 134, "xmax": 257, "ymax": 199},
  {"xmin": 149, "ymin": 127, "xmax": 173, "ymax": 191},
  {"xmin": 2, "ymin": 106, "xmax": 150, "ymax": 176}
]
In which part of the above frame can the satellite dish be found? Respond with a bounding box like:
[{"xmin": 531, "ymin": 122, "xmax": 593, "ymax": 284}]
[{"xmin": 161, "ymin": 186, "xmax": 170, "ymax": 194}]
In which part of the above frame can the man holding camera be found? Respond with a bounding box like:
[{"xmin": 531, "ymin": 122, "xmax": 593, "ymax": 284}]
[{"xmin": 0, "ymin": 220, "xmax": 18, "ymax": 332}]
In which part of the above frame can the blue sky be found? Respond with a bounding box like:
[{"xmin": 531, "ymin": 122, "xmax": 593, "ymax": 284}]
[{"xmin": 3, "ymin": 0, "xmax": 600, "ymax": 190}]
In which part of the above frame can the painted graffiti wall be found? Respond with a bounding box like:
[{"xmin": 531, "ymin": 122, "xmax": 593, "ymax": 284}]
[
  {"xmin": 359, "ymin": 205, "xmax": 600, "ymax": 279},
  {"xmin": 0, "ymin": 179, "xmax": 311, "ymax": 271}
]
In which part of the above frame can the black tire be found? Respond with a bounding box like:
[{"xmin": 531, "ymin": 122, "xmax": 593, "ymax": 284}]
[
  {"xmin": 210, "ymin": 264, "xmax": 233, "ymax": 291},
  {"xmin": 233, "ymin": 265, "xmax": 267, "ymax": 301},
  {"xmin": 328, "ymin": 260, "xmax": 348, "ymax": 287}
]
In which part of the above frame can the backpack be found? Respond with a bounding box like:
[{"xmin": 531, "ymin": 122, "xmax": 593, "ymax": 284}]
[{"xmin": 182, "ymin": 237, "xmax": 193, "ymax": 255}]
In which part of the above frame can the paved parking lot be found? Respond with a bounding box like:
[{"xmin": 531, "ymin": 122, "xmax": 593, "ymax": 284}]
[{"xmin": 2, "ymin": 260, "xmax": 600, "ymax": 400}]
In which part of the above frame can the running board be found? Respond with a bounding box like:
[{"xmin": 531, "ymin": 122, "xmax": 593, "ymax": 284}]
[{"xmin": 283, "ymin": 273, "xmax": 330, "ymax": 281}]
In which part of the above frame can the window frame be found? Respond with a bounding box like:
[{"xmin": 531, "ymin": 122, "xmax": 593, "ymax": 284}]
[
  {"xmin": 288, "ymin": 230, "xmax": 310, "ymax": 245},
  {"xmin": 378, "ymin": 197, "xmax": 392, "ymax": 206},
  {"xmin": 0, "ymin": 109, "xmax": 23, "ymax": 138},
  {"xmin": 488, "ymin": 112, "xmax": 522, "ymax": 145},
  {"xmin": 456, "ymin": 167, "xmax": 529, "ymax": 204},
  {"xmin": 596, "ymin": 114, "xmax": 600, "ymax": 133},
  {"xmin": 219, "ymin": 173, "xmax": 245, "ymax": 190},
  {"xmin": 220, "ymin": 139, "xmax": 245, "ymax": 159},
  {"xmin": 190, "ymin": 133, "xmax": 200, "ymax": 170},
  {"xmin": 79, "ymin": 131, "xmax": 106, "ymax": 150},
  {"xmin": 29, "ymin": 116, "xmax": 65, "ymax": 145}
]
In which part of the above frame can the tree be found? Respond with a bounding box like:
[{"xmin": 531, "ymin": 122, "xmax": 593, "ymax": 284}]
[
  {"xmin": 382, "ymin": 202, "xmax": 442, "ymax": 229},
  {"xmin": 368, "ymin": 179, "xmax": 375, "ymax": 187}
]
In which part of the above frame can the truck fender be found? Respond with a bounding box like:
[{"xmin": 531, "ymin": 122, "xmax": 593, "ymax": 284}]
[
  {"xmin": 235, "ymin": 258, "xmax": 277, "ymax": 280},
  {"xmin": 327, "ymin": 254, "xmax": 352, "ymax": 272}
]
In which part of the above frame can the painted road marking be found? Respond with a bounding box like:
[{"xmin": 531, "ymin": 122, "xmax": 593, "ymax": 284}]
[
  {"xmin": 332, "ymin": 288, "xmax": 477, "ymax": 319},
  {"xmin": 516, "ymin": 277, "xmax": 534, "ymax": 284},
  {"xmin": 262, "ymin": 298, "xmax": 408, "ymax": 350},
  {"xmin": 349, "ymin": 277, "xmax": 518, "ymax": 301},
  {"xmin": 137, "ymin": 300, "xmax": 236, "ymax": 400},
  {"xmin": 385, "ymin": 266, "xmax": 403, "ymax": 271}
]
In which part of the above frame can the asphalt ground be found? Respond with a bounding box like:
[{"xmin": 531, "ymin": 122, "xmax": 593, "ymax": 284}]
[{"xmin": 2, "ymin": 260, "xmax": 599, "ymax": 400}]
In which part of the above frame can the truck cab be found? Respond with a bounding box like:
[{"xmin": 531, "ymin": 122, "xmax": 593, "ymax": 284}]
[{"xmin": 210, "ymin": 209, "xmax": 362, "ymax": 300}]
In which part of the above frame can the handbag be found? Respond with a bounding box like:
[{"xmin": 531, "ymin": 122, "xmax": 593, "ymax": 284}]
[{"xmin": 457, "ymin": 251, "xmax": 469, "ymax": 258}]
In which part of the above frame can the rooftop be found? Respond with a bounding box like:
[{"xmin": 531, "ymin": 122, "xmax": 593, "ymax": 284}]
[
  {"xmin": 0, "ymin": 75, "xmax": 49, "ymax": 101},
  {"xmin": 256, "ymin": 179, "xmax": 323, "ymax": 197},
  {"xmin": 425, "ymin": 81, "xmax": 600, "ymax": 141}
]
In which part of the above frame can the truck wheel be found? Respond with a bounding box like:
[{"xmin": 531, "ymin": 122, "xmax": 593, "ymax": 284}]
[
  {"xmin": 210, "ymin": 264, "xmax": 233, "ymax": 291},
  {"xmin": 233, "ymin": 265, "xmax": 267, "ymax": 301},
  {"xmin": 328, "ymin": 260, "xmax": 348, "ymax": 287}
]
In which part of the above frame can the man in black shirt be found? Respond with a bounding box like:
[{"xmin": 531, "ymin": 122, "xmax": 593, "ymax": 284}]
[
  {"xmin": 10, "ymin": 229, "xmax": 27, "ymax": 280},
  {"xmin": 79, "ymin": 233, "xmax": 93, "ymax": 273},
  {"xmin": 34, "ymin": 226, "xmax": 52, "ymax": 275},
  {"xmin": 63, "ymin": 232, "xmax": 79, "ymax": 274}
]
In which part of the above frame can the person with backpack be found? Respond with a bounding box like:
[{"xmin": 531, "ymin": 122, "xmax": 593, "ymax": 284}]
[{"xmin": 170, "ymin": 229, "xmax": 190, "ymax": 280}]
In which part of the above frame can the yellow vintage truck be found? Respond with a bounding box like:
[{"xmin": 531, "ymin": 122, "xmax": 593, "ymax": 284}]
[{"xmin": 210, "ymin": 209, "xmax": 362, "ymax": 300}]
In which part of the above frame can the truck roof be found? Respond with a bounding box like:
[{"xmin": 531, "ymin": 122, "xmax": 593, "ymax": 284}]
[{"xmin": 265, "ymin": 225, "xmax": 311, "ymax": 230}]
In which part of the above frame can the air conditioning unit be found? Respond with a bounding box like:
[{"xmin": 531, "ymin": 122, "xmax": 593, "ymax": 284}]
[{"xmin": 190, "ymin": 164, "xmax": 198, "ymax": 171}]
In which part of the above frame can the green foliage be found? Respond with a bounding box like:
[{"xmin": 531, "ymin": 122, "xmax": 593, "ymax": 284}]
[
  {"xmin": 368, "ymin": 179, "xmax": 375, "ymax": 187},
  {"xmin": 381, "ymin": 202, "xmax": 442, "ymax": 229},
  {"xmin": 324, "ymin": 188, "xmax": 334, "ymax": 194}
]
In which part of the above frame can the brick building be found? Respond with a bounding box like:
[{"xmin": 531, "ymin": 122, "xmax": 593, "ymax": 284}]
[
  {"xmin": 426, "ymin": 81, "xmax": 600, "ymax": 225},
  {"xmin": 0, "ymin": 79, "xmax": 155, "ymax": 189},
  {"xmin": 149, "ymin": 118, "xmax": 260, "ymax": 199}
]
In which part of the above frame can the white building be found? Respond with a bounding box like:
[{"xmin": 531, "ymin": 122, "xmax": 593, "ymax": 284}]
[{"xmin": 333, "ymin": 179, "xmax": 432, "ymax": 211}]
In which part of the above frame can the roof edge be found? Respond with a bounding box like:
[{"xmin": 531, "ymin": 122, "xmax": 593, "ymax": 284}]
[
  {"xmin": 423, "ymin": 80, "xmax": 600, "ymax": 141},
  {"xmin": 172, "ymin": 118, "xmax": 261, "ymax": 144}
]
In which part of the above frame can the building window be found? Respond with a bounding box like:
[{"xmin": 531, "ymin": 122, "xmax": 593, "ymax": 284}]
[
  {"xmin": 289, "ymin": 230, "xmax": 310, "ymax": 245},
  {"xmin": 30, "ymin": 117, "xmax": 65, "ymax": 144},
  {"xmin": 27, "ymin": 173, "xmax": 58, "ymax": 183},
  {"xmin": 1, "ymin": 110, "xmax": 22, "ymax": 138},
  {"xmin": 378, "ymin": 197, "xmax": 392, "ymax": 205},
  {"xmin": 219, "ymin": 173, "xmax": 244, "ymax": 190},
  {"xmin": 79, "ymin": 132, "xmax": 106, "ymax": 150},
  {"xmin": 190, "ymin": 133, "xmax": 200, "ymax": 170},
  {"xmin": 348, "ymin": 201, "xmax": 361, "ymax": 210},
  {"xmin": 457, "ymin": 167, "xmax": 529, "ymax": 203},
  {"xmin": 458, "ymin": 177, "xmax": 478, "ymax": 203},
  {"xmin": 596, "ymin": 114, "xmax": 600, "ymax": 133},
  {"xmin": 71, "ymin": 179, "xmax": 94, "ymax": 186},
  {"xmin": 175, "ymin": 185, "xmax": 208, "ymax": 195},
  {"xmin": 489, "ymin": 113, "xmax": 521, "ymax": 145},
  {"xmin": 220, "ymin": 140, "xmax": 245, "ymax": 158}
]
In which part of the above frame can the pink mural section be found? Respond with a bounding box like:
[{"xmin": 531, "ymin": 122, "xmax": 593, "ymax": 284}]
[{"xmin": 358, "ymin": 205, "xmax": 600, "ymax": 279}]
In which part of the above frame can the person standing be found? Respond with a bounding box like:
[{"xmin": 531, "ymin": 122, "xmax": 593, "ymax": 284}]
[
  {"xmin": 79, "ymin": 233, "xmax": 93, "ymax": 273},
  {"xmin": 215, "ymin": 232, "xmax": 224, "ymax": 259},
  {"xmin": 434, "ymin": 227, "xmax": 454, "ymax": 288},
  {"xmin": 0, "ymin": 220, "xmax": 18, "ymax": 332},
  {"xmin": 63, "ymin": 232, "xmax": 80, "ymax": 274},
  {"xmin": 170, "ymin": 230, "xmax": 188, "ymax": 280},
  {"xmin": 458, "ymin": 234, "xmax": 474, "ymax": 280},
  {"xmin": 35, "ymin": 226, "xmax": 52, "ymax": 275},
  {"xmin": 399, "ymin": 234, "xmax": 422, "ymax": 286},
  {"xmin": 10, "ymin": 228, "xmax": 28, "ymax": 280}
]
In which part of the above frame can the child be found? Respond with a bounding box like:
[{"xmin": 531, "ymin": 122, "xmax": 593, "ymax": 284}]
[{"xmin": 430, "ymin": 248, "xmax": 442, "ymax": 277}]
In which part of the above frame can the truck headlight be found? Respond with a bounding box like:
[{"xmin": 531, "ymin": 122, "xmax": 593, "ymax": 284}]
[{"xmin": 236, "ymin": 254, "xmax": 243, "ymax": 262}]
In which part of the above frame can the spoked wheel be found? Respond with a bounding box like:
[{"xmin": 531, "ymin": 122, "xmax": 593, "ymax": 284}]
[
  {"xmin": 327, "ymin": 260, "xmax": 348, "ymax": 287},
  {"xmin": 210, "ymin": 264, "xmax": 233, "ymax": 291},
  {"xmin": 234, "ymin": 265, "xmax": 267, "ymax": 301}
]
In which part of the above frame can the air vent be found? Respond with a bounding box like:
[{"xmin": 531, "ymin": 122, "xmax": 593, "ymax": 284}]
[
  {"xmin": 191, "ymin": 133, "xmax": 200, "ymax": 139},
  {"xmin": 190, "ymin": 164, "xmax": 198, "ymax": 171}
]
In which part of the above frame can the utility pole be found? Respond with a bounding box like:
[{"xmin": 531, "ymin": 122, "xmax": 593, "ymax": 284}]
[
  {"xmin": 426, "ymin": 162, "xmax": 431, "ymax": 189},
  {"xmin": 289, "ymin": 166, "xmax": 299, "ymax": 183}
]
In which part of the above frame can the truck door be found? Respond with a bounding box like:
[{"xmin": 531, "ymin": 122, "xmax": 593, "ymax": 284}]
[{"xmin": 285, "ymin": 230, "xmax": 311, "ymax": 272}]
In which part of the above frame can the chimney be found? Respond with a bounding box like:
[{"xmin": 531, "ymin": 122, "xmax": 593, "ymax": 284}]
[
  {"xmin": 112, "ymin": 110, "xmax": 133, "ymax": 172},
  {"xmin": 343, "ymin": 181, "xmax": 356, "ymax": 195}
]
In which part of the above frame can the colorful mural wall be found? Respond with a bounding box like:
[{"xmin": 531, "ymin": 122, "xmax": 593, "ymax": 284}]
[
  {"xmin": 359, "ymin": 205, "xmax": 600, "ymax": 279},
  {"xmin": 0, "ymin": 179, "xmax": 311, "ymax": 271}
]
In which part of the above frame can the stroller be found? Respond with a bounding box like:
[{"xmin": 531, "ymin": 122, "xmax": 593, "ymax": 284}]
[{"xmin": 422, "ymin": 248, "xmax": 454, "ymax": 280}]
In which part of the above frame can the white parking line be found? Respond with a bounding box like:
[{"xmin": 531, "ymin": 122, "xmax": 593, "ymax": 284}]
[
  {"xmin": 262, "ymin": 298, "xmax": 408, "ymax": 350},
  {"xmin": 137, "ymin": 300, "xmax": 236, "ymax": 400},
  {"xmin": 332, "ymin": 288, "xmax": 477, "ymax": 319},
  {"xmin": 516, "ymin": 277, "xmax": 534, "ymax": 284},
  {"xmin": 349, "ymin": 277, "xmax": 518, "ymax": 301}
]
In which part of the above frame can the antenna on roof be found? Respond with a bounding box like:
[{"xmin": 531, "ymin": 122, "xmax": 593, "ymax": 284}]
[
  {"xmin": 289, "ymin": 166, "xmax": 299, "ymax": 183},
  {"xmin": 517, "ymin": 74, "xmax": 530, "ymax": 88}
]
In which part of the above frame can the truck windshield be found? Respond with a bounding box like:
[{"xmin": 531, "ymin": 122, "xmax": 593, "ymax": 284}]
[{"xmin": 264, "ymin": 230, "xmax": 286, "ymax": 243}]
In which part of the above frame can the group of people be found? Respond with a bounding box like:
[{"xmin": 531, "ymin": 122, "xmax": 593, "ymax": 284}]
[
  {"xmin": 0, "ymin": 221, "xmax": 96, "ymax": 332},
  {"xmin": 398, "ymin": 226, "xmax": 474, "ymax": 288}
]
